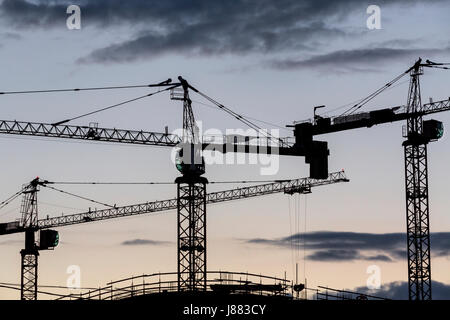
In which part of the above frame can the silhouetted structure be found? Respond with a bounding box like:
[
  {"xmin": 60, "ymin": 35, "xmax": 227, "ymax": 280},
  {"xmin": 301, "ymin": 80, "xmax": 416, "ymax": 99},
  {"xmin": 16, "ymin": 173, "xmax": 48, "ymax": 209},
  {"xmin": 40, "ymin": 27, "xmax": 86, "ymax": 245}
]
[{"xmin": 292, "ymin": 58, "xmax": 448, "ymax": 300}]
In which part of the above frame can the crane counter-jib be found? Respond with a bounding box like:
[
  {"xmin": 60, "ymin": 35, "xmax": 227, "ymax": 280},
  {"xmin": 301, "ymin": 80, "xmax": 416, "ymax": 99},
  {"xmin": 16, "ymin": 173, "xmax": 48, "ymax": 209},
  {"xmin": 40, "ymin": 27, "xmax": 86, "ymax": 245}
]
[{"xmin": 308, "ymin": 98, "xmax": 450, "ymax": 136}]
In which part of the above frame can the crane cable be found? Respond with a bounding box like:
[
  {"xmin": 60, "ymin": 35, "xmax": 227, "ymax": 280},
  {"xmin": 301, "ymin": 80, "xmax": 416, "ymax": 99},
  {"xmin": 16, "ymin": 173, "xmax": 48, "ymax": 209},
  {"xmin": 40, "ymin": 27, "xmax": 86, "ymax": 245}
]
[
  {"xmin": 52, "ymin": 84, "xmax": 180, "ymax": 126},
  {"xmin": 45, "ymin": 179, "xmax": 294, "ymax": 185},
  {"xmin": 38, "ymin": 178, "xmax": 301, "ymax": 209},
  {"xmin": 289, "ymin": 194, "xmax": 301, "ymax": 284},
  {"xmin": 0, "ymin": 177, "xmax": 299, "ymax": 213},
  {"xmin": 0, "ymin": 189, "xmax": 23, "ymax": 211},
  {"xmin": 303, "ymin": 194, "xmax": 308, "ymax": 282},
  {"xmin": 192, "ymin": 99, "xmax": 291, "ymax": 132},
  {"xmin": 296, "ymin": 194, "xmax": 300, "ymax": 268},
  {"xmin": 41, "ymin": 184, "xmax": 115, "ymax": 208},
  {"xmin": 191, "ymin": 88, "xmax": 288, "ymax": 147},
  {"xmin": 293, "ymin": 194, "xmax": 302, "ymax": 289},
  {"xmin": 423, "ymin": 60, "xmax": 450, "ymax": 70},
  {"xmin": 39, "ymin": 201, "xmax": 86, "ymax": 211},
  {"xmin": 289, "ymin": 193, "xmax": 307, "ymax": 286},
  {"xmin": 48, "ymin": 181, "xmax": 176, "ymax": 185},
  {"xmin": 0, "ymin": 183, "xmax": 39, "ymax": 213},
  {"xmin": 339, "ymin": 61, "xmax": 450, "ymax": 117},
  {"xmin": 426, "ymin": 65, "xmax": 450, "ymax": 70},
  {"xmin": 287, "ymin": 196, "xmax": 295, "ymax": 284},
  {"xmin": 339, "ymin": 70, "xmax": 409, "ymax": 117},
  {"xmin": 318, "ymin": 78, "xmax": 410, "ymax": 117},
  {"xmin": 0, "ymin": 79, "xmax": 175, "ymax": 95}
]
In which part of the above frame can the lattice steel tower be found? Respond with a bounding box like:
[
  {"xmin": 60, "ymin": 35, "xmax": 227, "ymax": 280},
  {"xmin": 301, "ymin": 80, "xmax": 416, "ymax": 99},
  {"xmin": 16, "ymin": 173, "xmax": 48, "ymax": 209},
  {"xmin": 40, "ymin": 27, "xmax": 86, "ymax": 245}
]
[
  {"xmin": 173, "ymin": 77, "xmax": 208, "ymax": 291},
  {"xmin": 403, "ymin": 58, "xmax": 432, "ymax": 300},
  {"xmin": 20, "ymin": 178, "xmax": 40, "ymax": 300}
]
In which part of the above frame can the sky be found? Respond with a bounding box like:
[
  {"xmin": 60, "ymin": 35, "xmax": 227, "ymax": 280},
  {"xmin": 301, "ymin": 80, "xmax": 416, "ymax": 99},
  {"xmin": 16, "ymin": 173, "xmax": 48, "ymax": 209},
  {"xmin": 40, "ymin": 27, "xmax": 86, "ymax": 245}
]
[{"xmin": 1, "ymin": 0, "xmax": 450, "ymax": 300}]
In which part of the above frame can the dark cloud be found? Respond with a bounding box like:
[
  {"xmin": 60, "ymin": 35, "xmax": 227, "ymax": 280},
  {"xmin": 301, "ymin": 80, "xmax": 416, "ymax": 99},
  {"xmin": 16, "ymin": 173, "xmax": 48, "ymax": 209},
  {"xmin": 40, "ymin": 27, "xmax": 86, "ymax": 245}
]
[
  {"xmin": 2, "ymin": 0, "xmax": 443, "ymax": 28},
  {"xmin": 0, "ymin": 0, "xmax": 360, "ymax": 28},
  {"xmin": 390, "ymin": 249, "xmax": 407, "ymax": 260},
  {"xmin": 269, "ymin": 47, "xmax": 450, "ymax": 72},
  {"xmin": 78, "ymin": 22, "xmax": 346, "ymax": 64},
  {"xmin": 0, "ymin": 0, "xmax": 67, "ymax": 28},
  {"xmin": 1, "ymin": 0, "xmax": 445, "ymax": 64},
  {"xmin": 353, "ymin": 280, "xmax": 450, "ymax": 300},
  {"xmin": 121, "ymin": 238, "xmax": 171, "ymax": 246},
  {"xmin": 307, "ymin": 249, "xmax": 393, "ymax": 262},
  {"xmin": 245, "ymin": 231, "xmax": 450, "ymax": 262},
  {"xmin": 373, "ymin": 39, "xmax": 418, "ymax": 48}
]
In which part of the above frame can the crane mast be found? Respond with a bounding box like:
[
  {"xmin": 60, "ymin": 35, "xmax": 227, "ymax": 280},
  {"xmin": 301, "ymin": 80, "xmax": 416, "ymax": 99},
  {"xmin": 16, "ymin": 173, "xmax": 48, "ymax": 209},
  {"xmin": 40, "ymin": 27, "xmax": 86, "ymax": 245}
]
[
  {"xmin": 20, "ymin": 178, "xmax": 40, "ymax": 300},
  {"xmin": 403, "ymin": 60, "xmax": 431, "ymax": 300},
  {"xmin": 173, "ymin": 76, "xmax": 207, "ymax": 291}
]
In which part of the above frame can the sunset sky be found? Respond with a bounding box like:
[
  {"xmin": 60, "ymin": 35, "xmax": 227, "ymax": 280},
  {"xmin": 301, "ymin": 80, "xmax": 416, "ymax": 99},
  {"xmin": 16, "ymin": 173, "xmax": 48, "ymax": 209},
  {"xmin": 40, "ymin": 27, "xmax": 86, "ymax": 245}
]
[{"xmin": 1, "ymin": 0, "xmax": 450, "ymax": 300}]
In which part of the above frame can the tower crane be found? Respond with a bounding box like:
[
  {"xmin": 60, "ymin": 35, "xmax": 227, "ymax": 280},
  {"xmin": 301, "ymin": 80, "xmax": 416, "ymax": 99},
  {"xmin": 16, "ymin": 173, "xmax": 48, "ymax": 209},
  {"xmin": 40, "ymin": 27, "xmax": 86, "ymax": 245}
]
[
  {"xmin": 0, "ymin": 172, "xmax": 348, "ymax": 300},
  {"xmin": 1, "ymin": 61, "xmax": 448, "ymax": 300},
  {"xmin": 0, "ymin": 76, "xmax": 334, "ymax": 299},
  {"xmin": 292, "ymin": 58, "xmax": 450, "ymax": 300}
]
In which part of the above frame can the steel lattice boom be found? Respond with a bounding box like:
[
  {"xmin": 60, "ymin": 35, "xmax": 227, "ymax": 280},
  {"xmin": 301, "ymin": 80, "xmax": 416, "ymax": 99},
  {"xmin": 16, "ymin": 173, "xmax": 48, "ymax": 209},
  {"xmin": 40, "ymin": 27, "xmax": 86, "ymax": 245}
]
[
  {"xmin": 0, "ymin": 119, "xmax": 307, "ymax": 159},
  {"xmin": 0, "ymin": 171, "xmax": 348, "ymax": 235},
  {"xmin": 0, "ymin": 120, "xmax": 181, "ymax": 146}
]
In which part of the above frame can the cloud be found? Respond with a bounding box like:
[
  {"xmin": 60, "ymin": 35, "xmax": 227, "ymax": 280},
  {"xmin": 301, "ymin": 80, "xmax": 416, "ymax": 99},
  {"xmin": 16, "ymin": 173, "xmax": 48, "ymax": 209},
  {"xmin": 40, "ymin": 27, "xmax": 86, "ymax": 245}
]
[
  {"xmin": 1, "ymin": 0, "xmax": 358, "ymax": 28},
  {"xmin": 353, "ymin": 280, "xmax": 450, "ymax": 300},
  {"xmin": 0, "ymin": 0, "xmax": 67, "ymax": 28},
  {"xmin": 268, "ymin": 47, "xmax": 450, "ymax": 72},
  {"xmin": 372, "ymin": 39, "xmax": 418, "ymax": 49},
  {"xmin": 121, "ymin": 238, "xmax": 171, "ymax": 246},
  {"xmin": 2, "ymin": 0, "xmax": 444, "ymax": 28},
  {"xmin": 307, "ymin": 249, "xmax": 393, "ymax": 262},
  {"xmin": 78, "ymin": 22, "xmax": 347, "ymax": 64},
  {"xmin": 245, "ymin": 231, "xmax": 450, "ymax": 262},
  {"xmin": 2, "ymin": 0, "xmax": 445, "ymax": 64}
]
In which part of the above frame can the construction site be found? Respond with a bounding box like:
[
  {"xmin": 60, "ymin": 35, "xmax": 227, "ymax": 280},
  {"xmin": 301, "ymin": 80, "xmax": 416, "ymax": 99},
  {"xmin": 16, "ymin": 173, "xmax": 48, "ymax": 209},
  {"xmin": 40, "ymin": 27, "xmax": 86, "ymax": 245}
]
[
  {"xmin": 0, "ymin": 58, "xmax": 449, "ymax": 306},
  {"xmin": 1, "ymin": 2, "xmax": 450, "ymax": 317}
]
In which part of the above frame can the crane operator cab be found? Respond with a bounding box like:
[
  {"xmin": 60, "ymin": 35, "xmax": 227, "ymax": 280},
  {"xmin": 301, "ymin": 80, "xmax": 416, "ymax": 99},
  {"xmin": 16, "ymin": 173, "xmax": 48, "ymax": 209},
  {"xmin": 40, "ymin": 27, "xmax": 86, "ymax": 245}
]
[
  {"xmin": 175, "ymin": 144, "xmax": 205, "ymax": 177},
  {"xmin": 423, "ymin": 119, "xmax": 444, "ymax": 142}
]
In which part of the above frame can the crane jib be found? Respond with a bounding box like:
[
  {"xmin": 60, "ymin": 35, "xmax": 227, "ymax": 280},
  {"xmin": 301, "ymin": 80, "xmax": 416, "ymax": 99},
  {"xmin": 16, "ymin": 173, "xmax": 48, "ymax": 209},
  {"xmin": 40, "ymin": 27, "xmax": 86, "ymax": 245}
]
[{"xmin": 0, "ymin": 171, "xmax": 348, "ymax": 235}]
